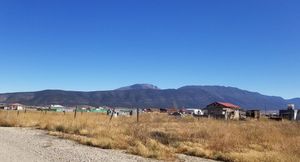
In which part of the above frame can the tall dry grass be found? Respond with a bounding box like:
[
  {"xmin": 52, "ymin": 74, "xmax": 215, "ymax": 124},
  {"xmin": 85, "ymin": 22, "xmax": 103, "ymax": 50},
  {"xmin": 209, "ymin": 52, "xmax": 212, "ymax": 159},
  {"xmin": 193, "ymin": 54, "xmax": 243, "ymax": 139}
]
[{"xmin": 0, "ymin": 110, "xmax": 299, "ymax": 162}]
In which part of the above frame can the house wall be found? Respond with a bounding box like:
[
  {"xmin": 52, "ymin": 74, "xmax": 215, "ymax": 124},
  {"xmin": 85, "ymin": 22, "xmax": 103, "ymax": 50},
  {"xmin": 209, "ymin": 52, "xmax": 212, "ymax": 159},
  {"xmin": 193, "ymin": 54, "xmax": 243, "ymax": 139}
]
[
  {"xmin": 17, "ymin": 105, "xmax": 24, "ymax": 110},
  {"xmin": 296, "ymin": 111, "xmax": 300, "ymax": 121},
  {"xmin": 233, "ymin": 110, "xmax": 240, "ymax": 120},
  {"xmin": 246, "ymin": 110, "xmax": 260, "ymax": 119},
  {"xmin": 8, "ymin": 105, "xmax": 24, "ymax": 110},
  {"xmin": 206, "ymin": 107, "xmax": 240, "ymax": 120},
  {"xmin": 295, "ymin": 110, "xmax": 299, "ymax": 121},
  {"xmin": 207, "ymin": 107, "xmax": 225, "ymax": 119},
  {"xmin": 279, "ymin": 109, "xmax": 296, "ymax": 120}
]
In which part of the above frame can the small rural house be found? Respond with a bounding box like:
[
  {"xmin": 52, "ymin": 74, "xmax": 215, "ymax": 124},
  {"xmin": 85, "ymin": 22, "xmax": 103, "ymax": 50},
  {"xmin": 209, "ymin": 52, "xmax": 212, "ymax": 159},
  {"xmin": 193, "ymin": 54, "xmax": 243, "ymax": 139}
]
[
  {"xmin": 8, "ymin": 103, "xmax": 24, "ymax": 110},
  {"xmin": 205, "ymin": 102, "xmax": 241, "ymax": 120},
  {"xmin": 279, "ymin": 104, "xmax": 299, "ymax": 121},
  {"xmin": 246, "ymin": 110, "xmax": 260, "ymax": 119}
]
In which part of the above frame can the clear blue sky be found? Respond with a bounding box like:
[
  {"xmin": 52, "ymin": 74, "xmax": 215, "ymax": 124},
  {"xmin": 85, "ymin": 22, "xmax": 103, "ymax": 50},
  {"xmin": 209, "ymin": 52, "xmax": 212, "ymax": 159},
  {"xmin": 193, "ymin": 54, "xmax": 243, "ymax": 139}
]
[{"xmin": 0, "ymin": 0, "xmax": 299, "ymax": 98}]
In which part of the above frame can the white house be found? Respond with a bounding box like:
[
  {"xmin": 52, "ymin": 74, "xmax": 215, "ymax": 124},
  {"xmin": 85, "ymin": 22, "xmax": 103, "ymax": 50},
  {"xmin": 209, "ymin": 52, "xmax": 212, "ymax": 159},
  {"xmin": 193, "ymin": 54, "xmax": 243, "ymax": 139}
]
[{"xmin": 8, "ymin": 103, "xmax": 24, "ymax": 110}]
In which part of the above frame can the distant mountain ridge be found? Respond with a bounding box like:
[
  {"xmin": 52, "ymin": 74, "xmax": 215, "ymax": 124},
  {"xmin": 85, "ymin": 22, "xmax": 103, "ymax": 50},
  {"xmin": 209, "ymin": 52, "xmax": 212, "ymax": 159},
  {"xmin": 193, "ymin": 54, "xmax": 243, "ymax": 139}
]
[
  {"xmin": 116, "ymin": 84, "xmax": 160, "ymax": 91},
  {"xmin": 0, "ymin": 84, "xmax": 298, "ymax": 110}
]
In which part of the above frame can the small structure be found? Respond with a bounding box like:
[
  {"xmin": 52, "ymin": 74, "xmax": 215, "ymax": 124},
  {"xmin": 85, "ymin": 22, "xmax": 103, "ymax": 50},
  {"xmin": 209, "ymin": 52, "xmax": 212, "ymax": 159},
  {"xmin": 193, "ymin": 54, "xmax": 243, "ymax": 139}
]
[
  {"xmin": 49, "ymin": 105, "xmax": 65, "ymax": 112},
  {"xmin": 239, "ymin": 109, "xmax": 247, "ymax": 120},
  {"xmin": 8, "ymin": 103, "xmax": 24, "ymax": 110},
  {"xmin": 246, "ymin": 110, "xmax": 260, "ymax": 119},
  {"xmin": 279, "ymin": 104, "xmax": 298, "ymax": 121},
  {"xmin": 107, "ymin": 108, "xmax": 134, "ymax": 117},
  {"xmin": 75, "ymin": 105, "xmax": 94, "ymax": 112},
  {"xmin": 0, "ymin": 103, "xmax": 8, "ymax": 110},
  {"xmin": 118, "ymin": 109, "xmax": 134, "ymax": 116},
  {"xmin": 185, "ymin": 108, "xmax": 204, "ymax": 115},
  {"xmin": 269, "ymin": 113, "xmax": 283, "ymax": 121},
  {"xmin": 205, "ymin": 102, "xmax": 241, "ymax": 120},
  {"xmin": 90, "ymin": 107, "xmax": 107, "ymax": 113}
]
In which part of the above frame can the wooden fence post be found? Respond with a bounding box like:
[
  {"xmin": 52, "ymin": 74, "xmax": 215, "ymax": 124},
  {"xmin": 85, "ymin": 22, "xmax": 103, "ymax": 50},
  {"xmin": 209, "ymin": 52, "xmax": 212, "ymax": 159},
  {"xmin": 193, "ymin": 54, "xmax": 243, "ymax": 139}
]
[
  {"xmin": 137, "ymin": 107, "xmax": 139, "ymax": 123},
  {"xmin": 109, "ymin": 109, "xmax": 114, "ymax": 122},
  {"xmin": 74, "ymin": 108, "xmax": 77, "ymax": 119}
]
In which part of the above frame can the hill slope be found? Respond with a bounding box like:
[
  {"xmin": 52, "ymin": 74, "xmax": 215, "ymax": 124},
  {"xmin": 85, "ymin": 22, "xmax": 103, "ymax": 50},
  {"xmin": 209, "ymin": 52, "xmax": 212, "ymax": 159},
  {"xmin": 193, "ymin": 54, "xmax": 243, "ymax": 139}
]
[{"xmin": 0, "ymin": 85, "xmax": 297, "ymax": 109}]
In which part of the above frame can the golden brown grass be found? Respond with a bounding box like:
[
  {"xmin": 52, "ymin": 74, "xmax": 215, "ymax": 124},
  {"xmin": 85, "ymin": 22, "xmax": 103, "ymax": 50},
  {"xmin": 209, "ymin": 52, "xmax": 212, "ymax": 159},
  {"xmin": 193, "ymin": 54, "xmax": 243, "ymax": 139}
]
[{"xmin": 0, "ymin": 110, "xmax": 299, "ymax": 162}]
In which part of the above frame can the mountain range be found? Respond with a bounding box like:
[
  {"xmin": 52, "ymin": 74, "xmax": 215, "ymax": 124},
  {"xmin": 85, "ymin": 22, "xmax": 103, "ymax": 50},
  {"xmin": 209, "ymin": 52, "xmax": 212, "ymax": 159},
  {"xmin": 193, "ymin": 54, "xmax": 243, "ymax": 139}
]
[{"xmin": 0, "ymin": 84, "xmax": 299, "ymax": 110}]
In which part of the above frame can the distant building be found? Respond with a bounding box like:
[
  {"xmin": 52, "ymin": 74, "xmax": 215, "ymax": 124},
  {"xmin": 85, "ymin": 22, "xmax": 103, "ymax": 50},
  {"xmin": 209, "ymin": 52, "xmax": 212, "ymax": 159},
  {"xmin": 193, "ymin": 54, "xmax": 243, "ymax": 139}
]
[
  {"xmin": 107, "ymin": 108, "xmax": 134, "ymax": 117},
  {"xmin": 8, "ymin": 103, "xmax": 24, "ymax": 110},
  {"xmin": 205, "ymin": 102, "xmax": 241, "ymax": 120},
  {"xmin": 0, "ymin": 103, "xmax": 8, "ymax": 110},
  {"xmin": 90, "ymin": 107, "xmax": 108, "ymax": 113},
  {"xmin": 75, "ymin": 105, "xmax": 94, "ymax": 112},
  {"xmin": 279, "ymin": 104, "xmax": 299, "ymax": 121},
  {"xmin": 246, "ymin": 110, "xmax": 260, "ymax": 119},
  {"xmin": 49, "ymin": 105, "xmax": 65, "ymax": 112},
  {"xmin": 185, "ymin": 108, "xmax": 204, "ymax": 115}
]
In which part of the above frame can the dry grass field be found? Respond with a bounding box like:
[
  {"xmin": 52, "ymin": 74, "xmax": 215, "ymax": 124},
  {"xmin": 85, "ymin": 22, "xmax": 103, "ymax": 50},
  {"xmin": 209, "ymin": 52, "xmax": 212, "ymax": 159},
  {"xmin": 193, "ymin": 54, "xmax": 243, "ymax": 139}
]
[{"xmin": 0, "ymin": 110, "xmax": 299, "ymax": 162}]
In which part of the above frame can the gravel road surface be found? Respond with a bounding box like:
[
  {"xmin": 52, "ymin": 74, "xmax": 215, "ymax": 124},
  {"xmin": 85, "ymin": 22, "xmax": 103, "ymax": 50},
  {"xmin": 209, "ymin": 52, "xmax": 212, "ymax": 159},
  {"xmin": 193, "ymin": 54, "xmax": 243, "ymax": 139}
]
[{"xmin": 0, "ymin": 127, "xmax": 217, "ymax": 162}]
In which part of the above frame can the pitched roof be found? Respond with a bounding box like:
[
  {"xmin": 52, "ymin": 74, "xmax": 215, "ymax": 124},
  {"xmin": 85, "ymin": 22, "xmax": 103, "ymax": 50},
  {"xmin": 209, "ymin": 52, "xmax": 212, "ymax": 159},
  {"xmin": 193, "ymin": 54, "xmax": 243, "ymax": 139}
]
[
  {"xmin": 218, "ymin": 102, "xmax": 240, "ymax": 108},
  {"xmin": 207, "ymin": 102, "xmax": 240, "ymax": 109},
  {"xmin": 217, "ymin": 102, "xmax": 240, "ymax": 109}
]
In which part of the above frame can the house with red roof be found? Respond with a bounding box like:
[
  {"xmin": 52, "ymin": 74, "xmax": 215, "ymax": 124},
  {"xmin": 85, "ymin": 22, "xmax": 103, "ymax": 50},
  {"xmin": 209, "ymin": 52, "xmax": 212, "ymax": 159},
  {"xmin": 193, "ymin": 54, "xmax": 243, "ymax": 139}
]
[{"xmin": 205, "ymin": 102, "xmax": 241, "ymax": 120}]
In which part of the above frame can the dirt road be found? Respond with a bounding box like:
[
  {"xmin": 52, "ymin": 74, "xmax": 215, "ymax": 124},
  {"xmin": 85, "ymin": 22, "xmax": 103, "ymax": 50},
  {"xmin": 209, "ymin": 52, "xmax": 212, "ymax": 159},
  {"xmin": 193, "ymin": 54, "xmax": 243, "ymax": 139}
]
[{"xmin": 0, "ymin": 127, "xmax": 217, "ymax": 162}]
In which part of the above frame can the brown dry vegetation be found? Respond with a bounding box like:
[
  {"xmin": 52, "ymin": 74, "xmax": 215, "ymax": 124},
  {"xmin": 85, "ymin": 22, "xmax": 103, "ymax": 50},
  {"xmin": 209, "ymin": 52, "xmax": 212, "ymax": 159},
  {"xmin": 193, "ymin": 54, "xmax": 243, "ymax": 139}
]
[{"xmin": 0, "ymin": 110, "xmax": 299, "ymax": 162}]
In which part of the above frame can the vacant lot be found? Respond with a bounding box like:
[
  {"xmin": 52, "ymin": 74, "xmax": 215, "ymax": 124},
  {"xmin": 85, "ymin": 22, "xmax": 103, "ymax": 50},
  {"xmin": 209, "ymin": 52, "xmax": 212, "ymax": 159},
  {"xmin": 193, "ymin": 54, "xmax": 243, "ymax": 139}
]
[
  {"xmin": 0, "ymin": 127, "xmax": 161, "ymax": 162},
  {"xmin": 0, "ymin": 110, "xmax": 299, "ymax": 162}
]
